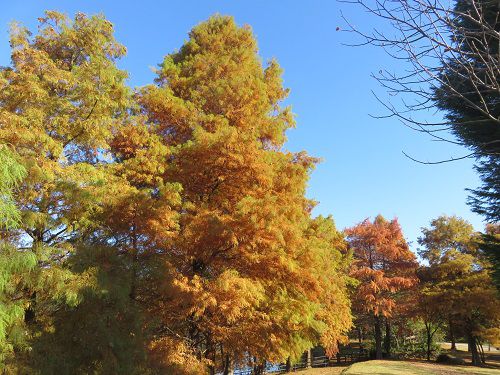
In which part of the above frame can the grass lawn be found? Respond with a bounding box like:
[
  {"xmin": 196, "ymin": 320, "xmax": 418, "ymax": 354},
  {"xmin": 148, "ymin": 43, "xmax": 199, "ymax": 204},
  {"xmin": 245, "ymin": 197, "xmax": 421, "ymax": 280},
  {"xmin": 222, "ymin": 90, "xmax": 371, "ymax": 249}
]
[
  {"xmin": 290, "ymin": 367, "xmax": 347, "ymax": 375},
  {"xmin": 340, "ymin": 360, "xmax": 500, "ymax": 375},
  {"xmin": 293, "ymin": 359, "xmax": 500, "ymax": 375},
  {"xmin": 293, "ymin": 344, "xmax": 500, "ymax": 375}
]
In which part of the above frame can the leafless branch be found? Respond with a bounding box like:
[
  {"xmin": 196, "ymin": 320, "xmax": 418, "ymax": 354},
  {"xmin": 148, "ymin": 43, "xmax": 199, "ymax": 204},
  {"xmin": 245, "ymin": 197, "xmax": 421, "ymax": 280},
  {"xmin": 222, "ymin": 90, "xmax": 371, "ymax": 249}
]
[{"xmin": 341, "ymin": 0, "xmax": 500, "ymax": 163}]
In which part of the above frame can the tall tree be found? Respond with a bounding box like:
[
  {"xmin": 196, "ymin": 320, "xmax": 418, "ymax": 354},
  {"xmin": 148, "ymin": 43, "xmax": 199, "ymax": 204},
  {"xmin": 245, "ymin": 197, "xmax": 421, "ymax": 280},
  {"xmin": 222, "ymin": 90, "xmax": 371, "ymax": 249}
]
[
  {"xmin": 418, "ymin": 215, "xmax": 500, "ymax": 366},
  {"xmin": 433, "ymin": 0, "xmax": 500, "ymax": 222},
  {"xmin": 346, "ymin": 215, "xmax": 418, "ymax": 359},
  {"xmin": 1, "ymin": 11, "xmax": 353, "ymax": 373},
  {"xmin": 0, "ymin": 145, "xmax": 36, "ymax": 372},
  {"xmin": 416, "ymin": 266, "xmax": 445, "ymax": 361},
  {"xmin": 480, "ymin": 223, "xmax": 500, "ymax": 291},
  {"xmin": 0, "ymin": 11, "xmax": 131, "ymax": 371},
  {"xmin": 138, "ymin": 15, "xmax": 353, "ymax": 373}
]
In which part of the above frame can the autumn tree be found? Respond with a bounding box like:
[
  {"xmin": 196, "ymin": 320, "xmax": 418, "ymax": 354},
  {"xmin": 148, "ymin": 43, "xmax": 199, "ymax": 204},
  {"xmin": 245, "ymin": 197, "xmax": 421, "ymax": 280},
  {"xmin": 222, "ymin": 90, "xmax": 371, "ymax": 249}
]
[
  {"xmin": 0, "ymin": 145, "xmax": 36, "ymax": 372},
  {"xmin": 415, "ymin": 266, "xmax": 446, "ymax": 361},
  {"xmin": 418, "ymin": 215, "xmax": 477, "ymax": 351},
  {"xmin": 346, "ymin": 215, "xmax": 418, "ymax": 359},
  {"xmin": 418, "ymin": 215, "xmax": 500, "ymax": 366},
  {"xmin": 0, "ymin": 11, "xmax": 133, "ymax": 371},
  {"xmin": 137, "ymin": 15, "xmax": 353, "ymax": 373},
  {"xmin": 1, "ymin": 11, "xmax": 353, "ymax": 374}
]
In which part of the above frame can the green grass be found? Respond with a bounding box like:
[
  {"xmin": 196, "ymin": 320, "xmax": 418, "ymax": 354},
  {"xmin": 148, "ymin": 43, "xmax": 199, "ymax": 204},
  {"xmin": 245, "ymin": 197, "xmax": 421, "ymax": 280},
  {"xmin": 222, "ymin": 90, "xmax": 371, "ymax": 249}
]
[
  {"xmin": 341, "ymin": 361, "xmax": 428, "ymax": 375},
  {"xmin": 340, "ymin": 360, "xmax": 500, "ymax": 375},
  {"xmin": 294, "ymin": 368, "xmax": 346, "ymax": 375}
]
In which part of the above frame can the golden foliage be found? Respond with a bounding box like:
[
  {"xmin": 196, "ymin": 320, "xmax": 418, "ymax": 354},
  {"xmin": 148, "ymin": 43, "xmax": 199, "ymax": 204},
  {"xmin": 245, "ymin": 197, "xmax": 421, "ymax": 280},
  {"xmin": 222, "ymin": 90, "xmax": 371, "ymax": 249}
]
[{"xmin": 136, "ymin": 15, "xmax": 352, "ymax": 371}]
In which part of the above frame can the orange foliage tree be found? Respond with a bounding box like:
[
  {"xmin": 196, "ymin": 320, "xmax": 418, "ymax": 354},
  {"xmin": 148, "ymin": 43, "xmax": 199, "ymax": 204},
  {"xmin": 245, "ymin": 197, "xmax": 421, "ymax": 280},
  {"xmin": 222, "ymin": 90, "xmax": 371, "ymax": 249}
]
[
  {"xmin": 346, "ymin": 215, "xmax": 418, "ymax": 359},
  {"xmin": 124, "ymin": 16, "xmax": 352, "ymax": 374},
  {"xmin": 1, "ymin": 11, "xmax": 353, "ymax": 374}
]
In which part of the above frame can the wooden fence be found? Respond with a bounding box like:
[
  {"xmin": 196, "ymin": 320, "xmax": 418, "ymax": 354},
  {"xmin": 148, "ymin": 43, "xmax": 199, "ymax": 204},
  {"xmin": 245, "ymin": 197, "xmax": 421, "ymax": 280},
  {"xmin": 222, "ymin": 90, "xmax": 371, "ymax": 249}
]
[{"xmin": 233, "ymin": 345, "xmax": 369, "ymax": 374}]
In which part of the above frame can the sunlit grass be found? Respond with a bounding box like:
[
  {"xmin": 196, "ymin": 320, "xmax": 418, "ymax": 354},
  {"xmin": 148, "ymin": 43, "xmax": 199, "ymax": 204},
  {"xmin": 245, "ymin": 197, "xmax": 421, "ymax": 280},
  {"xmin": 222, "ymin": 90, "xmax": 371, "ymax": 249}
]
[{"xmin": 341, "ymin": 360, "xmax": 500, "ymax": 375}]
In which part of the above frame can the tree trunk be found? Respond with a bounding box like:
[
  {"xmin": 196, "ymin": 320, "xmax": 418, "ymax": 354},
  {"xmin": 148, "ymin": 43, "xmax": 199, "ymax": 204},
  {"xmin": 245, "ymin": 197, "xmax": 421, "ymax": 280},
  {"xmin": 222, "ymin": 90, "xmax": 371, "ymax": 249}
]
[
  {"xmin": 253, "ymin": 358, "xmax": 265, "ymax": 375},
  {"xmin": 374, "ymin": 315, "xmax": 382, "ymax": 359},
  {"xmin": 358, "ymin": 327, "xmax": 362, "ymax": 344},
  {"xmin": 223, "ymin": 354, "xmax": 233, "ymax": 375},
  {"xmin": 478, "ymin": 341, "xmax": 485, "ymax": 364},
  {"xmin": 449, "ymin": 319, "xmax": 456, "ymax": 351},
  {"xmin": 306, "ymin": 348, "xmax": 312, "ymax": 368},
  {"xmin": 425, "ymin": 323, "xmax": 432, "ymax": 361},
  {"xmin": 468, "ymin": 333, "xmax": 482, "ymax": 366},
  {"xmin": 206, "ymin": 334, "xmax": 215, "ymax": 375},
  {"xmin": 25, "ymin": 240, "xmax": 42, "ymax": 325},
  {"xmin": 129, "ymin": 234, "xmax": 138, "ymax": 300},
  {"xmin": 394, "ymin": 335, "xmax": 400, "ymax": 353},
  {"xmin": 285, "ymin": 357, "xmax": 291, "ymax": 372},
  {"xmin": 384, "ymin": 318, "xmax": 391, "ymax": 357}
]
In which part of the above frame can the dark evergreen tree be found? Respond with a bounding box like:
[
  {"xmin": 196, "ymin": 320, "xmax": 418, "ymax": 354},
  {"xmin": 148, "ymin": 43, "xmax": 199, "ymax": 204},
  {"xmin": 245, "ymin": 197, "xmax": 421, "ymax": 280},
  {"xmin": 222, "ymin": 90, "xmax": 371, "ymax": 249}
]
[
  {"xmin": 433, "ymin": 0, "xmax": 499, "ymax": 223},
  {"xmin": 344, "ymin": 0, "xmax": 499, "ymax": 223},
  {"xmin": 433, "ymin": 0, "xmax": 499, "ymax": 291},
  {"xmin": 480, "ymin": 224, "xmax": 500, "ymax": 291},
  {"xmin": 435, "ymin": 0, "xmax": 500, "ymax": 222}
]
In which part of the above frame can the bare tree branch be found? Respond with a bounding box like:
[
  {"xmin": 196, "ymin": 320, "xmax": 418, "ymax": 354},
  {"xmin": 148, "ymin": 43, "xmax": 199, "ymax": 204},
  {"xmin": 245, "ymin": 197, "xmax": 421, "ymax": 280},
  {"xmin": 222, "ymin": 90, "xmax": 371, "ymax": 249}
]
[{"xmin": 341, "ymin": 0, "xmax": 500, "ymax": 164}]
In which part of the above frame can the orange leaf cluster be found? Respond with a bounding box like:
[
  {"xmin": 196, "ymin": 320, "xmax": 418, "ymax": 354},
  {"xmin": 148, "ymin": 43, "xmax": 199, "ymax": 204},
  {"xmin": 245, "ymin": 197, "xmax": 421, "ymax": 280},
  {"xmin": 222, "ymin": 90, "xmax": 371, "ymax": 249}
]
[{"xmin": 347, "ymin": 215, "xmax": 418, "ymax": 317}]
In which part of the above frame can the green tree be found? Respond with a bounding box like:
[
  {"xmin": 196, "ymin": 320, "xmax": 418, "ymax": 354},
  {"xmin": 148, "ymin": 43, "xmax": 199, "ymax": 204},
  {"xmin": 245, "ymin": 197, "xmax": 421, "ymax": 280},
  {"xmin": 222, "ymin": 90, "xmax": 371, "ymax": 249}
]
[
  {"xmin": 0, "ymin": 145, "xmax": 36, "ymax": 371},
  {"xmin": 433, "ymin": 0, "xmax": 500, "ymax": 223},
  {"xmin": 416, "ymin": 266, "xmax": 445, "ymax": 361},
  {"xmin": 418, "ymin": 215, "xmax": 500, "ymax": 366},
  {"xmin": 0, "ymin": 11, "xmax": 132, "ymax": 371},
  {"xmin": 29, "ymin": 244, "xmax": 149, "ymax": 375},
  {"xmin": 480, "ymin": 224, "xmax": 500, "ymax": 290},
  {"xmin": 0, "ymin": 146, "xmax": 25, "ymax": 227}
]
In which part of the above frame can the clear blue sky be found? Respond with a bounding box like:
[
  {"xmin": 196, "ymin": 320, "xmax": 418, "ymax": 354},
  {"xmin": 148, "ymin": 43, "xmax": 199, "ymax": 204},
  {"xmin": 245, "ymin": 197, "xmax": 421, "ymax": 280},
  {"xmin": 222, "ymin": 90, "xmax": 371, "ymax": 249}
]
[{"xmin": 1, "ymin": 1, "xmax": 485, "ymax": 251}]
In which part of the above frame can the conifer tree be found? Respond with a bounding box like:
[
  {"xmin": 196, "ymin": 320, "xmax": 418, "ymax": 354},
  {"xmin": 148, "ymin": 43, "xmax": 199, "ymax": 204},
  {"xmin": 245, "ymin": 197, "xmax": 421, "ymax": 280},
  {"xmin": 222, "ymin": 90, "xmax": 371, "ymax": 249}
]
[
  {"xmin": 432, "ymin": 0, "xmax": 500, "ymax": 223},
  {"xmin": 139, "ymin": 15, "xmax": 352, "ymax": 373},
  {"xmin": 0, "ymin": 146, "xmax": 36, "ymax": 371},
  {"xmin": 418, "ymin": 215, "xmax": 500, "ymax": 366},
  {"xmin": 480, "ymin": 223, "xmax": 500, "ymax": 291},
  {"xmin": 0, "ymin": 11, "xmax": 132, "ymax": 371},
  {"xmin": 346, "ymin": 215, "xmax": 417, "ymax": 359},
  {"xmin": 1, "ymin": 11, "xmax": 353, "ymax": 373}
]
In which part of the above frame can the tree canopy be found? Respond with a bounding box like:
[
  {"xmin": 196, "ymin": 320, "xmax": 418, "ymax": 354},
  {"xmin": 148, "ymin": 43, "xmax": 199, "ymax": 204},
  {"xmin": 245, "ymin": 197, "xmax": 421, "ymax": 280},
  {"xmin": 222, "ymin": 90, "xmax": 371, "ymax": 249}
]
[
  {"xmin": 0, "ymin": 12, "xmax": 353, "ymax": 374},
  {"xmin": 346, "ymin": 215, "xmax": 418, "ymax": 359},
  {"xmin": 0, "ymin": 9, "xmax": 498, "ymax": 374},
  {"xmin": 418, "ymin": 215, "xmax": 500, "ymax": 366}
]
